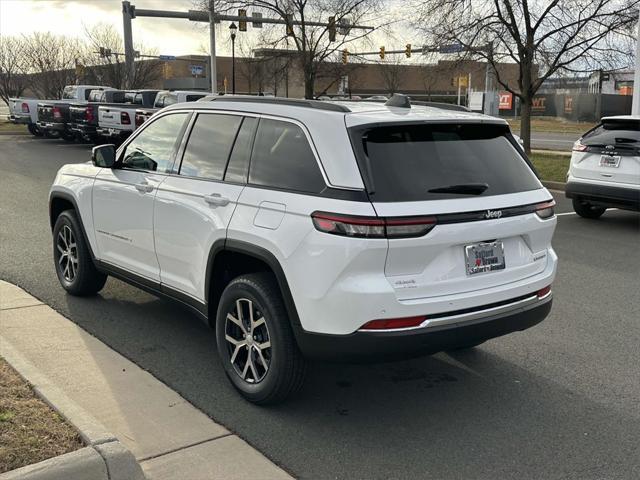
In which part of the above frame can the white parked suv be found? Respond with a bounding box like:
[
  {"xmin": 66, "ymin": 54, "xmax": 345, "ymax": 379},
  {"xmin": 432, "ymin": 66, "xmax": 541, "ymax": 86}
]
[
  {"xmin": 566, "ymin": 115, "xmax": 640, "ymax": 218},
  {"xmin": 49, "ymin": 95, "xmax": 558, "ymax": 404}
]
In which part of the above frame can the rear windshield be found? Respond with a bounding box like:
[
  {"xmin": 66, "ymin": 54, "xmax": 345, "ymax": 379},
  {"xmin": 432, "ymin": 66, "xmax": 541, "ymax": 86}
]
[
  {"xmin": 582, "ymin": 120, "xmax": 639, "ymax": 146},
  {"xmin": 352, "ymin": 123, "xmax": 540, "ymax": 202},
  {"xmin": 62, "ymin": 86, "xmax": 77, "ymax": 99}
]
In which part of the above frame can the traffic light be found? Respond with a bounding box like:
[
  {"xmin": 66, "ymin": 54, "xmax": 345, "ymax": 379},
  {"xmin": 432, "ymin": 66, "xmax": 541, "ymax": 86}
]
[
  {"xmin": 379, "ymin": 46, "xmax": 385, "ymax": 59},
  {"xmin": 341, "ymin": 49, "xmax": 349, "ymax": 64},
  {"xmin": 328, "ymin": 16, "xmax": 336, "ymax": 42},
  {"xmin": 238, "ymin": 9, "xmax": 247, "ymax": 31},
  {"xmin": 286, "ymin": 14, "xmax": 294, "ymax": 36},
  {"xmin": 405, "ymin": 44, "xmax": 412, "ymax": 58}
]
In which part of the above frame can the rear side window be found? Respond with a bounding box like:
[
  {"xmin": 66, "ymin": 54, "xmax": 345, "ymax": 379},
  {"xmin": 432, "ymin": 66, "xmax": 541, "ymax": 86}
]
[
  {"xmin": 179, "ymin": 113, "xmax": 242, "ymax": 180},
  {"xmin": 62, "ymin": 86, "xmax": 77, "ymax": 99},
  {"xmin": 582, "ymin": 120, "xmax": 639, "ymax": 146},
  {"xmin": 353, "ymin": 123, "xmax": 540, "ymax": 202},
  {"xmin": 249, "ymin": 119, "xmax": 325, "ymax": 193},
  {"xmin": 124, "ymin": 92, "xmax": 136, "ymax": 103},
  {"xmin": 133, "ymin": 94, "xmax": 144, "ymax": 105},
  {"xmin": 186, "ymin": 94, "xmax": 206, "ymax": 102}
]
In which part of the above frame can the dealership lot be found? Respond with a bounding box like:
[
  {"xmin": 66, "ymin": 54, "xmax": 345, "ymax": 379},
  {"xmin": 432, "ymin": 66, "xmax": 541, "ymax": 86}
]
[{"xmin": 1, "ymin": 135, "xmax": 639, "ymax": 479}]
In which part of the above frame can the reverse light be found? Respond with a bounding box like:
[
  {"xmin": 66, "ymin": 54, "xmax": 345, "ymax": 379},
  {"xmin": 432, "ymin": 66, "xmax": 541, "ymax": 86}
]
[
  {"xmin": 537, "ymin": 285, "xmax": 552, "ymax": 299},
  {"xmin": 572, "ymin": 139, "xmax": 588, "ymax": 152},
  {"xmin": 360, "ymin": 316, "xmax": 427, "ymax": 331},
  {"xmin": 311, "ymin": 212, "xmax": 436, "ymax": 239},
  {"xmin": 21, "ymin": 102, "xmax": 29, "ymax": 113},
  {"xmin": 52, "ymin": 106, "xmax": 62, "ymax": 120},
  {"xmin": 121, "ymin": 112, "xmax": 131, "ymax": 125},
  {"xmin": 535, "ymin": 200, "xmax": 555, "ymax": 219}
]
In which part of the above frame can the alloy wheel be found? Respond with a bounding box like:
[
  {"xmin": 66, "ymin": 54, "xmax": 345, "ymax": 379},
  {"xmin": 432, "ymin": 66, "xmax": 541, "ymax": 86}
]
[
  {"xmin": 224, "ymin": 298, "xmax": 272, "ymax": 383},
  {"xmin": 57, "ymin": 225, "xmax": 78, "ymax": 282}
]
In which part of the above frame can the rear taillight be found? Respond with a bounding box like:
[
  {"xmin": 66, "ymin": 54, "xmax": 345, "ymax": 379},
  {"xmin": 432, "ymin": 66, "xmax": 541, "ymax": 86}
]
[
  {"xmin": 121, "ymin": 112, "xmax": 131, "ymax": 125},
  {"xmin": 85, "ymin": 105, "xmax": 94, "ymax": 123},
  {"xmin": 311, "ymin": 212, "xmax": 436, "ymax": 239},
  {"xmin": 537, "ymin": 285, "xmax": 552, "ymax": 299},
  {"xmin": 572, "ymin": 140, "xmax": 588, "ymax": 152},
  {"xmin": 535, "ymin": 200, "xmax": 555, "ymax": 219},
  {"xmin": 52, "ymin": 106, "xmax": 62, "ymax": 120},
  {"xmin": 360, "ymin": 316, "xmax": 427, "ymax": 331},
  {"xmin": 135, "ymin": 113, "xmax": 144, "ymax": 128},
  {"xmin": 21, "ymin": 102, "xmax": 29, "ymax": 113}
]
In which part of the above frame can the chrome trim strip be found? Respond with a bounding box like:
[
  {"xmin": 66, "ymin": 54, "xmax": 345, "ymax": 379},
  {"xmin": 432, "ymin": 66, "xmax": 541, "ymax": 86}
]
[{"xmin": 358, "ymin": 294, "xmax": 548, "ymax": 333}]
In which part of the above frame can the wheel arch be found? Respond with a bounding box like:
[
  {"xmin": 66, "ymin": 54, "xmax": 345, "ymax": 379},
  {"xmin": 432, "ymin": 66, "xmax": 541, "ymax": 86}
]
[
  {"xmin": 205, "ymin": 239, "xmax": 301, "ymax": 330},
  {"xmin": 49, "ymin": 191, "xmax": 97, "ymax": 261}
]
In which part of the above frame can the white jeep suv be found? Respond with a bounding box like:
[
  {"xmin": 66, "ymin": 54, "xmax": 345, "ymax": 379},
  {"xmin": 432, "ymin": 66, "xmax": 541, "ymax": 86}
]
[
  {"xmin": 49, "ymin": 95, "xmax": 557, "ymax": 404},
  {"xmin": 567, "ymin": 115, "xmax": 640, "ymax": 218}
]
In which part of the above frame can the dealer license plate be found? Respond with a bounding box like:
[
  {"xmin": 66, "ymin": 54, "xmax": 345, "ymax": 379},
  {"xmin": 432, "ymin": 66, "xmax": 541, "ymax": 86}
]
[
  {"xmin": 464, "ymin": 241, "xmax": 506, "ymax": 276},
  {"xmin": 599, "ymin": 155, "xmax": 621, "ymax": 168}
]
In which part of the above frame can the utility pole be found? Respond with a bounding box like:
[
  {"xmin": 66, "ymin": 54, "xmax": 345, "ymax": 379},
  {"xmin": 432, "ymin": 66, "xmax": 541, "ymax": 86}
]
[
  {"xmin": 122, "ymin": 1, "xmax": 135, "ymax": 88},
  {"xmin": 633, "ymin": 19, "xmax": 639, "ymax": 115},
  {"xmin": 209, "ymin": 0, "xmax": 217, "ymax": 94}
]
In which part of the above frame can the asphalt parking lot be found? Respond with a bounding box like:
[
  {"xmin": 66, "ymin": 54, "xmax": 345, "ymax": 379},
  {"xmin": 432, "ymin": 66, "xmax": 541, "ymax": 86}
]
[{"xmin": 1, "ymin": 134, "xmax": 639, "ymax": 479}]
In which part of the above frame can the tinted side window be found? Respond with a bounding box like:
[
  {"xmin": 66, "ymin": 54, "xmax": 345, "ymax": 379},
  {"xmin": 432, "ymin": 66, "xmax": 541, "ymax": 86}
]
[
  {"xmin": 179, "ymin": 114, "xmax": 242, "ymax": 180},
  {"xmin": 186, "ymin": 94, "xmax": 206, "ymax": 102},
  {"xmin": 121, "ymin": 113, "xmax": 188, "ymax": 172},
  {"xmin": 225, "ymin": 117, "xmax": 257, "ymax": 184},
  {"xmin": 249, "ymin": 119, "xmax": 325, "ymax": 193},
  {"xmin": 133, "ymin": 94, "xmax": 144, "ymax": 105}
]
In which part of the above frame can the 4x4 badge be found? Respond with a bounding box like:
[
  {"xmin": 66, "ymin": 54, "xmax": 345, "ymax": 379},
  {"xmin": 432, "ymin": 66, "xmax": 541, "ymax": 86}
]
[{"xmin": 484, "ymin": 210, "xmax": 503, "ymax": 219}]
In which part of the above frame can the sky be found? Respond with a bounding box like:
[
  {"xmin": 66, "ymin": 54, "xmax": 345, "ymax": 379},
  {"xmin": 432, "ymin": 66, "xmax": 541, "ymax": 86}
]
[
  {"xmin": 0, "ymin": 0, "xmax": 411, "ymax": 59},
  {"xmin": 0, "ymin": 0, "xmax": 230, "ymax": 56}
]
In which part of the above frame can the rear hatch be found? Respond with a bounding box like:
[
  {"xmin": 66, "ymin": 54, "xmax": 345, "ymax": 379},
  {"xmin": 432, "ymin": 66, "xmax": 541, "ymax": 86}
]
[
  {"xmin": 572, "ymin": 118, "xmax": 640, "ymax": 185},
  {"xmin": 349, "ymin": 121, "xmax": 555, "ymax": 300},
  {"xmin": 98, "ymin": 106, "xmax": 135, "ymax": 131}
]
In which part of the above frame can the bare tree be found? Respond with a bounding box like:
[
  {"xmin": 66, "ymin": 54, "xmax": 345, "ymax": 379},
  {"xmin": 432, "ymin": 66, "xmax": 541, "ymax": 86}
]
[
  {"xmin": 83, "ymin": 23, "xmax": 162, "ymax": 89},
  {"xmin": 203, "ymin": 0, "xmax": 384, "ymax": 98},
  {"xmin": 377, "ymin": 57, "xmax": 404, "ymax": 94},
  {"xmin": 21, "ymin": 32, "xmax": 83, "ymax": 98},
  {"xmin": 414, "ymin": 0, "xmax": 638, "ymax": 152},
  {"xmin": 0, "ymin": 36, "xmax": 30, "ymax": 105}
]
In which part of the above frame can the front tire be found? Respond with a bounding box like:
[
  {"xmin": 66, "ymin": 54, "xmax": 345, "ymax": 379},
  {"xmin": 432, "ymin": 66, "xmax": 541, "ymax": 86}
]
[
  {"xmin": 53, "ymin": 210, "xmax": 107, "ymax": 296},
  {"xmin": 215, "ymin": 273, "xmax": 306, "ymax": 405},
  {"xmin": 572, "ymin": 198, "xmax": 605, "ymax": 219}
]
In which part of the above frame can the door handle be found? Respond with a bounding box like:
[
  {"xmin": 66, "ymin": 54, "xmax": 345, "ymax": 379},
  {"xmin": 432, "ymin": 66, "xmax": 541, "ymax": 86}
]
[
  {"xmin": 134, "ymin": 182, "xmax": 154, "ymax": 193},
  {"xmin": 204, "ymin": 193, "xmax": 230, "ymax": 207}
]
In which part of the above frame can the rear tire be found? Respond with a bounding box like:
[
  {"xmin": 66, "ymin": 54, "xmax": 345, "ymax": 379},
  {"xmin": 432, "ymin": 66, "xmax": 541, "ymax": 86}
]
[
  {"xmin": 572, "ymin": 198, "xmax": 605, "ymax": 219},
  {"xmin": 215, "ymin": 273, "xmax": 306, "ymax": 405},
  {"xmin": 53, "ymin": 210, "xmax": 107, "ymax": 296},
  {"xmin": 27, "ymin": 124, "xmax": 43, "ymax": 137}
]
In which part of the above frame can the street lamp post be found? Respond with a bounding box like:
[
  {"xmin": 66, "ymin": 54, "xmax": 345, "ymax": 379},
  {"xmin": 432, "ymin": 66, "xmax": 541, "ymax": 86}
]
[{"xmin": 229, "ymin": 22, "xmax": 237, "ymax": 95}]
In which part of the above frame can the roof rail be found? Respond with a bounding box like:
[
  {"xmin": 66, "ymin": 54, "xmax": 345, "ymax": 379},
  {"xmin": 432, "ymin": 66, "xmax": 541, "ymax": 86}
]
[
  {"xmin": 385, "ymin": 93, "xmax": 411, "ymax": 108},
  {"xmin": 204, "ymin": 95, "xmax": 351, "ymax": 113},
  {"xmin": 411, "ymin": 100, "xmax": 471, "ymax": 112}
]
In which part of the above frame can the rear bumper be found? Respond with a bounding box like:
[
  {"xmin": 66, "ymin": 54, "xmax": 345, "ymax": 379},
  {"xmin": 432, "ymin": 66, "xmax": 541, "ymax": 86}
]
[
  {"xmin": 294, "ymin": 294, "xmax": 552, "ymax": 362},
  {"xmin": 566, "ymin": 180, "xmax": 640, "ymax": 211},
  {"xmin": 37, "ymin": 121, "xmax": 65, "ymax": 132},
  {"xmin": 8, "ymin": 114, "xmax": 31, "ymax": 124},
  {"xmin": 70, "ymin": 123, "xmax": 97, "ymax": 136},
  {"xmin": 97, "ymin": 127, "xmax": 131, "ymax": 138}
]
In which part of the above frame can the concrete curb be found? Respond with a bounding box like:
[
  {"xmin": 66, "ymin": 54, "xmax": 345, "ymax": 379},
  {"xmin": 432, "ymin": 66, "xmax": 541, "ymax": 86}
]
[
  {"xmin": 542, "ymin": 180, "xmax": 566, "ymax": 191},
  {"xmin": 0, "ymin": 341, "xmax": 145, "ymax": 480}
]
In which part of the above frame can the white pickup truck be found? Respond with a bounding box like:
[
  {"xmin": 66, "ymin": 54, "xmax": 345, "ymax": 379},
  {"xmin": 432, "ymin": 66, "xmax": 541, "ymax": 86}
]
[
  {"xmin": 133, "ymin": 90, "xmax": 208, "ymax": 127},
  {"xmin": 96, "ymin": 90, "xmax": 159, "ymax": 142},
  {"xmin": 8, "ymin": 85, "xmax": 111, "ymax": 137}
]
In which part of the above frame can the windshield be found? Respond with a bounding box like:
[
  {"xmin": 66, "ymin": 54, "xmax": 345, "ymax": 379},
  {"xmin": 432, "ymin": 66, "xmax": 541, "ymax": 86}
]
[{"xmin": 351, "ymin": 123, "xmax": 541, "ymax": 202}]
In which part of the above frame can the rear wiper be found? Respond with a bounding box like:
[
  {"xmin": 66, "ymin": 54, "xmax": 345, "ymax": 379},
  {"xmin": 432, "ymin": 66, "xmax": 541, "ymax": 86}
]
[{"xmin": 428, "ymin": 183, "xmax": 489, "ymax": 195}]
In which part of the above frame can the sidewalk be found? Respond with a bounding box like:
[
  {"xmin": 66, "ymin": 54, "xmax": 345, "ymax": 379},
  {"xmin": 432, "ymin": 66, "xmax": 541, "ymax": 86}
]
[{"xmin": 0, "ymin": 280, "xmax": 293, "ymax": 480}]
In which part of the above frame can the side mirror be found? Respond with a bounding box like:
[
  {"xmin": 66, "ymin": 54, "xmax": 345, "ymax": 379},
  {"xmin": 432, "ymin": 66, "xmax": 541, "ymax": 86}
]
[{"xmin": 92, "ymin": 144, "xmax": 116, "ymax": 168}]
